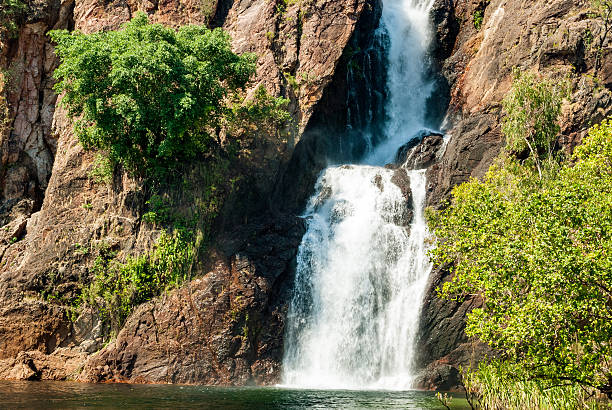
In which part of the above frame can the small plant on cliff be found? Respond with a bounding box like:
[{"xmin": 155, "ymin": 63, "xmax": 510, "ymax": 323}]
[
  {"xmin": 50, "ymin": 13, "xmax": 257, "ymax": 176},
  {"xmin": 228, "ymin": 85, "xmax": 292, "ymax": 154},
  {"xmin": 502, "ymin": 68, "xmax": 569, "ymax": 179},
  {"xmin": 83, "ymin": 229, "xmax": 196, "ymax": 334},
  {"xmin": 473, "ymin": 10, "xmax": 484, "ymax": 31},
  {"xmin": 472, "ymin": 1, "xmax": 490, "ymax": 31},
  {"xmin": 0, "ymin": 0, "xmax": 28, "ymax": 44},
  {"xmin": 88, "ymin": 153, "xmax": 114, "ymax": 184},
  {"xmin": 427, "ymin": 118, "xmax": 612, "ymax": 399},
  {"xmin": 199, "ymin": 0, "xmax": 217, "ymax": 23}
]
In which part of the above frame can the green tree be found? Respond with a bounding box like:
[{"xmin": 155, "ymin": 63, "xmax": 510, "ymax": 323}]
[
  {"xmin": 427, "ymin": 119, "xmax": 612, "ymax": 398},
  {"xmin": 501, "ymin": 68, "xmax": 568, "ymax": 180},
  {"xmin": 50, "ymin": 13, "xmax": 257, "ymax": 175}
]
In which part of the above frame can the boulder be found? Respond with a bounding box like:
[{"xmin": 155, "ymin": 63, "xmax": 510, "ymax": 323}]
[{"xmin": 394, "ymin": 130, "xmax": 445, "ymax": 170}]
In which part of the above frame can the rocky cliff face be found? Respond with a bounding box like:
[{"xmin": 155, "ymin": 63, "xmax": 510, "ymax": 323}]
[
  {"xmin": 415, "ymin": 0, "xmax": 612, "ymax": 390},
  {"xmin": 0, "ymin": 0, "xmax": 381, "ymax": 383},
  {"xmin": 0, "ymin": 0, "xmax": 609, "ymax": 388}
]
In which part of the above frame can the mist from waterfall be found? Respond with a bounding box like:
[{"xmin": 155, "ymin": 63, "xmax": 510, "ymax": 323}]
[{"xmin": 281, "ymin": 0, "xmax": 437, "ymax": 390}]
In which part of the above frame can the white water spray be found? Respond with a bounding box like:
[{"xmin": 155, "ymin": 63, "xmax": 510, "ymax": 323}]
[
  {"xmin": 282, "ymin": 0, "xmax": 436, "ymax": 389},
  {"xmin": 366, "ymin": 0, "xmax": 436, "ymax": 165}
]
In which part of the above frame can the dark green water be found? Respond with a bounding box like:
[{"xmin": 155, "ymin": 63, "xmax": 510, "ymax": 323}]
[{"xmin": 0, "ymin": 381, "xmax": 469, "ymax": 409}]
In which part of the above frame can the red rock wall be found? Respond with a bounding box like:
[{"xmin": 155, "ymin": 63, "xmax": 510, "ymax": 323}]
[{"xmin": 0, "ymin": 0, "xmax": 379, "ymax": 384}]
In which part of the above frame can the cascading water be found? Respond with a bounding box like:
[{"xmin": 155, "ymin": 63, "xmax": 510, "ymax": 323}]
[
  {"xmin": 282, "ymin": 0, "xmax": 437, "ymax": 390},
  {"xmin": 366, "ymin": 0, "xmax": 436, "ymax": 165}
]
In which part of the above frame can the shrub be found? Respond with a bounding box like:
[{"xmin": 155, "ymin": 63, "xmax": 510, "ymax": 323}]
[
  {"xmin": 83, "ymin": 230, "xmax": 195, "ymax": 334},
  {"xmin": 88, "ymin": 153, "xmax": 114, "ymax": 184},
  {"xmin": 502, "ymin": 68, "xmax": 569, "ymax": 179},
  {"xmin": 50, "ymin": 13, "xmax": 257, "ymax": 176},
  {"xmin": 428, "ymin": 119, "xmax": 612, "ymax": 398},
  {"xmin": 0, "ymin": 0, "xmax": 28, "ymax": 42},
  {"xmin": 228, "ymin": 85, "xmax": 292, "ymax": 150}
]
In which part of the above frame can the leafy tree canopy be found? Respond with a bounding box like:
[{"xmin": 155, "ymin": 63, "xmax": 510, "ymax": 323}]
[
  {"xmin": 428, "ymin": 118, "xmax": 612, "ymax": 396},
  {"xmin": 50, "ymin": 13, "xmax": 258, "ymax": 175}
]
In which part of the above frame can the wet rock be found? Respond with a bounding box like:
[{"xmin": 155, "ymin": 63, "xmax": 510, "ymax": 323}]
[
  {"xmin": 426, "ymin": 113, "xmax": 503, "ymax": 206},
  {"xmin": 373, "ymin": 174, "xmax": 384, "ymax": 191},
  {"xmin": 330, "ymin": 200, "xmax": 353, "ymax": 224},
  {"xmin": 413, "ymin": 263, "xmax": 493, "ymax": 391},
  {"xmin": 430, "ymin": 0, "xmax": 459, "ymax": 62},
  {"xmin": 395, "ymin": 130, "xmax": 445, "ymax": 170},
  {"xmin": 390, "ymin": 168, "xmax": 412, "ymax": 203},
  {"xmin": 387, "ymin": 168, "xmax": 413, "ymax": 228}
]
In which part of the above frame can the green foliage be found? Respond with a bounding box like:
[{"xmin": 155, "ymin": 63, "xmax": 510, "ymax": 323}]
[
  {"xmin": 50, "ymin": 13, "xmax": 257, "ymax": 176},
  {"xmin": 227, "ymin": 85, "xmax": 293, "ymax": 157},
  {"xmin": 88, "ymin": 153, "xmax": 114, "ymax": 184},
  {"xmin": 0, "ymin": 0, "xmax": 28, "ymax": 42},
  {"xmin": 74, "ymin": 242, "xmax": 90, "ymax": 255},
  {"xmin": 266, "ymin": 30, "xmax": 275, "ymax": 43},
  {"xmin": 461, "ymin": 360, "xmax": 603, "ymax": 409},
  {"xmin": 428, "ymin": 119, "xmax": 612, "ymax": 397},
  {"xmin": 199, "ymin": 0, "xmax": 217, "ymax": 21},
  {"xmin": 142, "ymin": 194, "xmax": 172, "ymax": 224},
  {"xmin": 275, "ymin": 0, "xmax": 300, "ymax": 16},
  {"xmin": 472, "ymin": 1, "xmax": 490, "ymax": 31},
  {"xmin": 502, "ymin": 68, "xmax": 569, "ymax": 178},
  {"xmin": 82, "ymin": 230, "xmax": 195, "ymax": 334},
  {"xmin": 283, "ymin": 72, "xmax": 300, "ymax": 92},
  {"xmin": 585, "ymin": 28, "xmax": 595, "ymax": 50},
  {"xmin": 231, "ymin": 86, "xmax": 291, "ymax": 134},
  {"xmin": 473, "ymin": 10, "xmax": 484, "ymax": 31}
]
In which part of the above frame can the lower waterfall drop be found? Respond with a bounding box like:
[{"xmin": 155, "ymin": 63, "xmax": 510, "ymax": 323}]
[
  {"xmin": 282, "ymin": 168, "xmax": 432, "ymax": 389},
  {"xmin": 281, "ymin": 0, "xmax": 437, "ymax": 390}
]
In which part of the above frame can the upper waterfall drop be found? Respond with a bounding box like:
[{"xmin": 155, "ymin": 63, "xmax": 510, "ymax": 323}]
[
  {"xmin": 281, "ymin": 0, "xmax": 437, "ymax": 390},
  {"xmin": 366, "ymin": 0, "xmax": 436, "ymax": 166}
]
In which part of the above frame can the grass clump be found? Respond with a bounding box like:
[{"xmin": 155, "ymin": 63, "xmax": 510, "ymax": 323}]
[{"xmin": 461, "ymin": 361, "xmax": 606, "ymax": 409}]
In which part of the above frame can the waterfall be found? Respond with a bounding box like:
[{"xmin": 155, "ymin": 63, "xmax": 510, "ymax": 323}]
[
  {"xmin": 282, "ymin": 0, "xmax": 436, "ymax": 390},
  {"xmin": 366, "ymin": 0, "xmax": 436, "ymax": 165}
]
